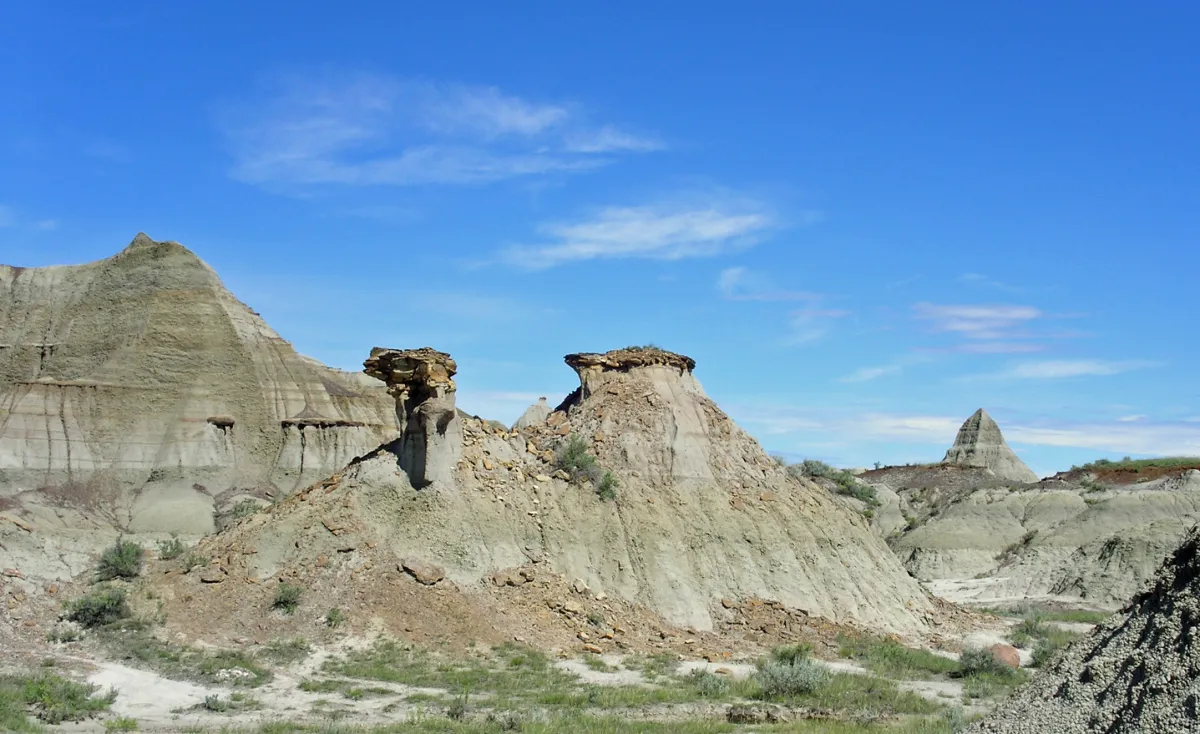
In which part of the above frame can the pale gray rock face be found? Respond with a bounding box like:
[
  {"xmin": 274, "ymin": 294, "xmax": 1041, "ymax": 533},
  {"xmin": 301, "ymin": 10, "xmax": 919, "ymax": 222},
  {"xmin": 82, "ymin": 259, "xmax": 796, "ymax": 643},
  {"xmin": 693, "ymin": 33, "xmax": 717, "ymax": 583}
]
[
  {"xmin": 942, "ymin": 409, "xmax": 1039, "ymax": 484},
  {"xmin": 968, "ymin": 526, "xmax": 1200, "ymax": 734},
  {"xmin": 304, "ymin": 346, "xmax": 936, "ymax": 635},
  {"xmin": 878, "ymin": 470, "xmax": 1200, "ymax": 608},
  {"xmin": 0, "ymin": 234, "xmax": 399, "ymax": 562},
  {"xmin": 512, "ymin": 397, "xmax": 551, "ymax": 430}
]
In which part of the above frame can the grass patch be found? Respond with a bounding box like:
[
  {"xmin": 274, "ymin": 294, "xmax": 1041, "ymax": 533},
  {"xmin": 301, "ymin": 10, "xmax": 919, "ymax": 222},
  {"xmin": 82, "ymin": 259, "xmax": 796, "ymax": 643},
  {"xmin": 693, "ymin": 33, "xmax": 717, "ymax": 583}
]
[
  {"xmin": 837, "ymin": 634, "xmax": 960, "ymax": 680},
  {"xmin": 1072, "ymin": 456, "xmax": 1200, "ymax": 472},
  {"xmin": 180, "ymin": 552, "xmax": 210, "ymax": 573},
  {"xmin": 233, "ymin": 716, "xmax": 960, "ymax": 733},
  {"xmin": 193, "ymin": 691, "xmax": 261, "ymax": 714},
  {"xmin": 0, "ymin": 672, "xmax": 116, "ymax": 726},
  {"xmin": 105, "ymin": 717, "xmax": 139, "ymax": 731},
  {"xmin": 95, "ymin": 627, "xmax": 272, "ymax": 687},
  {"xmin": 95, "ymin": 538, "xmax": 143, "ymax": 582},
  {"xmin": 263, "ymin": 637, "xmax": 312, "ymax": 664}
]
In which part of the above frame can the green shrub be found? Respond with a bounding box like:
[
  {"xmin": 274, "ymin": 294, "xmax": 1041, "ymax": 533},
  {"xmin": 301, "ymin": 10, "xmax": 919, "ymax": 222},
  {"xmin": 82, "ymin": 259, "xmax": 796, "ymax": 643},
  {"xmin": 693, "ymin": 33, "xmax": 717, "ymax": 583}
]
[
  {"xmin": 754, "ymin": 658, "xmax": 829, "ymax": 698},
  {"xmin": 796, "ymin": 459, "xmax": 834, "ymax": 478},
  {"xmin": 596, "ymin": 471, "xmax": 619, "ymax": 501},
  {"xmin": 958, "ymin": 647, "xmax": 1015, "ymax": 678},
  {"xmin": 272, "ymin": 583, "xmax": 302, "ymax": 614},
  {"xmin": 230, "ymin": 499, "xmax": 261, "ymax": 519},
  {"xmin": 156, "ymin": 535, "xmax": 186, "ymax": 561},
  {"xmin": 2, "ymin": 672, "xmax": 116, "ymax": 724},
  {"xmin": 105, "ymin": 716, "xmax": 139, "ymax": 731},
  {"xmin": 64, "ymin": 587, "xmax": 130, "ymax": 629},
  {"xmin": 770, "ymin": 643, "xmax": 814, "ymax": 665},
  {"xmin": 95, "ymin": 538, "xmax": 143, "ymax": 582},
  {"xmin": 684, "ymin": 669, "xmax": 730, "ymax": 698},
  {"xmin": 181, "ymin": 552, "xmax": 209, "ymax": 573},
  {"xmin": 557, "ymin": 434, "xmax": 599, "ymax": 480},
  {"xmin": 325, "ymin": 607, "xmax": 347, "ymax": 628}
]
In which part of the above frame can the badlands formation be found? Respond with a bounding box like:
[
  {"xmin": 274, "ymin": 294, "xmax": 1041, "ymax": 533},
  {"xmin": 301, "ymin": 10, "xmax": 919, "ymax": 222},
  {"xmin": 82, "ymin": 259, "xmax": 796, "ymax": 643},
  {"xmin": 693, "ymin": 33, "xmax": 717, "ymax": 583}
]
[
  {"xmin": 0, "ymin": 235, "xmax": 399, "ymax": 580},
  {"xmin": 969, "ymin": 526, "xmax": 1200, "ymax": 733},
  {"xmin": 866, "ymin": 411, "xmax": 1200, "ymax": 610},
  {"xmin": 153, "ymin": 343, "xmax": 939, "ymax": 644}
]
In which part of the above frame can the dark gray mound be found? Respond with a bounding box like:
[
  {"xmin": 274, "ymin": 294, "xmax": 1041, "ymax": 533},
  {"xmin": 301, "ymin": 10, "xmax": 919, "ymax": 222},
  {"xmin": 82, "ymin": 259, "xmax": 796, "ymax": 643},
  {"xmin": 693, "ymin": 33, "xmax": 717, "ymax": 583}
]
[{"xmin": 969, "ymin": 525, "xmax": 1200, "ymax": 734}]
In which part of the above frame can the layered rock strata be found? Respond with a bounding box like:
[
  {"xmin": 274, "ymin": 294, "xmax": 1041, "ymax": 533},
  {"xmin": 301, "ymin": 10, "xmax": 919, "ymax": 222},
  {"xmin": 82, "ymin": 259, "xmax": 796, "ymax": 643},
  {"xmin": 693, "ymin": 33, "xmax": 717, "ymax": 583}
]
[
  {"xmin": 0, "ymin": 235, "xmax": 399, "ymax": 578},
  {"xmin": 181, "ymin": 346, "xmax": 939, "ymax": 636},
  {"xmin": 942, "ymin": 409, "xmax": 1038, "ymax": 483},
  {"xmin": 363, "ymin": 347, "xmax": 461, "ymax": 488}
]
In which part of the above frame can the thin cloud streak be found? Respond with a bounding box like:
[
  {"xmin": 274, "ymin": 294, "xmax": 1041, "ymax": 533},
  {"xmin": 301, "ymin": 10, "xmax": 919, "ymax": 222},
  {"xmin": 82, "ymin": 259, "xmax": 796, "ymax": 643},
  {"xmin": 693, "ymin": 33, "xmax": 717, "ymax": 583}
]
[
  {"xmin": 717, "ymin": 267, "xmax": 818, "ymax": 302},
  {"xmin": 220, "ymin": 72, "xmax": 659, "ymax": 189},
  {"xmin": 995, "ymin": 359, "xmax": 1158, "ymax": 380},
  {"xmin": 502, "ymin": 200, "xmax": 774, "ymax": 269}
]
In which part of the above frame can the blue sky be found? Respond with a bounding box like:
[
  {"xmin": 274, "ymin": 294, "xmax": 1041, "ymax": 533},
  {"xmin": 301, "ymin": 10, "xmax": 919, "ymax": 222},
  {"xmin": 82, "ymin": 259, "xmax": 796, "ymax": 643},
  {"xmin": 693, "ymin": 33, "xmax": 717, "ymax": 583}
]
[{"xmin": 3, "ymin": 2, "xmax": 1199, "ymax": 476}]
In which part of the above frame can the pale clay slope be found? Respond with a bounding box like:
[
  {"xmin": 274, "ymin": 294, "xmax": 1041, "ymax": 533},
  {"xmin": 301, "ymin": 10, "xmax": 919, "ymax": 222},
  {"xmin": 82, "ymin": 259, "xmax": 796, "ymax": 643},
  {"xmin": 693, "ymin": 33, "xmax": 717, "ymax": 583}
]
[
  {"xmin": 969, "ymin": 526, "xmax": 1200, "ymax": 734},
  {"xmin": 217, "ymin": 347, "xmax": 937, "ymax": 635},
  {"xmin": 874, "ymin": 469, "xmax": 1200, "ymax": 607},
  {"xmin": 0, "ymin": 235, "xmax": 399, "ymax": 579}
]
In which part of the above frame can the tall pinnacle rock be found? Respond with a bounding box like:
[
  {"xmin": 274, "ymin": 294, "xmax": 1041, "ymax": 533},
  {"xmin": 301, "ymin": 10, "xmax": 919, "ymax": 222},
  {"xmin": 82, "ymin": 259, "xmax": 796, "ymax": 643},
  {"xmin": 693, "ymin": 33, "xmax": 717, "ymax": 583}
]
[{"xmin": 942, "ymin": 409, "xmax": 1038, "ymax": 483}]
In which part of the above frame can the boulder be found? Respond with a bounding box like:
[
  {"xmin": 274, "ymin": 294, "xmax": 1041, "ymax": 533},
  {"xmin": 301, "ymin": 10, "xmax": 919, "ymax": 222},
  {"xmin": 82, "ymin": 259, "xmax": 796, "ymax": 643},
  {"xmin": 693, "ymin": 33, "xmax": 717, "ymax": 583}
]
[
  {"xmin": 400, "ymin": 559, "xmax": 445, "ymax": 586},
  {"xmin": 989, "ymin": 643, "xmax": 1021, "ymax": 669}
]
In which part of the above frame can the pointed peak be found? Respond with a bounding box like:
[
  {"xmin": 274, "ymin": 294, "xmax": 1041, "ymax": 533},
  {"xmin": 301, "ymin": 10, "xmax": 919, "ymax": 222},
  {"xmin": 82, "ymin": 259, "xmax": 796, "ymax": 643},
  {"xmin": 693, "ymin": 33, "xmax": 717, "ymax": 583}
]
[
  {"xmin": 117, "ymin": 232, "xmax": 201, "ymax": 261},
  {"xmin": 943, "ymin": 408, "xmax": 1038, "ymax": 483}
]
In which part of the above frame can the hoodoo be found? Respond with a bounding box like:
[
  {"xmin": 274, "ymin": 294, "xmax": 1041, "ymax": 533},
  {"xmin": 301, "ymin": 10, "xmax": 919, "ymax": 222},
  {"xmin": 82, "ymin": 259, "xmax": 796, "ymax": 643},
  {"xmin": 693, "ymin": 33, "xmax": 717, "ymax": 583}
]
[
  {"xmin": 363, "ymin": 347, "xmax": 461, "ymax": 488},
  {"xmin": 942, "ymin": 409, "xmax": 1039, "ymax": 483},
  {"xmin": 158, "ymin": 345, "xmax": 939, "ymax": 637}
]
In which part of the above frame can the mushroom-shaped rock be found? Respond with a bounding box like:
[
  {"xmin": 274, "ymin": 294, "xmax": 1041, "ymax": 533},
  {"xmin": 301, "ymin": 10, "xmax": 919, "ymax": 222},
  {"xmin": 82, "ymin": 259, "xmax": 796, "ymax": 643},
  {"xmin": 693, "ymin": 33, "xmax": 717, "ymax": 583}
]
[
  {"xmin": 364, "ymin": 347, "xmax": 461, "ymax": 488},
  {"xmin": 564, "ymin": 346, "xmax": 696, "ymax": 401},
  {"xmin": 560, "ymin": 346, "xmax": 712, "ymax": 481}
]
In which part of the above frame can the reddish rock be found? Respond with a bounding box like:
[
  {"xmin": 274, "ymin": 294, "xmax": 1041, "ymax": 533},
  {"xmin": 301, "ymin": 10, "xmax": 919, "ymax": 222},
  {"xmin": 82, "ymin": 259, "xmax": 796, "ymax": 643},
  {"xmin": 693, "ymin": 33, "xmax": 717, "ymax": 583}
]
[{"xmin": 989, "ymin": 643, "xmax": 1021, "ymax": 669}]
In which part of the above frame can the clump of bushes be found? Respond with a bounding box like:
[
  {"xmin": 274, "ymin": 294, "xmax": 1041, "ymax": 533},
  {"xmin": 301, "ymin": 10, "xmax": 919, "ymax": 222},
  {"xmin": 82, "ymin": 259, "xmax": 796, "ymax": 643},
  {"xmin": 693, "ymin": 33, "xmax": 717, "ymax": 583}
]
[
  {"xmin": 597, "ymin": 472, "xmax": 619, "ymax": 501},
  {"xmin": 230, "ymin": 499, "xmax": 261, "ymax": 519},
  {"xmin": 156, "ymin": 535, "xmax": 186, "ymax": 561},
  {"xmin": 754, "ymin": 656, "xmax": 829, "ymax": 698},
  {"xmin": 272, "ymin": 583, "xmax": 303, "ymax": 614},
  {"xmin": 94, "ymin": 538, "xmax": 143, "ymax": 582},
  {"xmin": 324, "ymin": 607, "xmax": 347, "ymax": 629},
  {"xmin": 958, "ymin": 647, "xmax": 1016, "ymax": 678},
  {"xmin": 557, "ymin": 434, "xmax": 620, "ymax": 501},
  {"xmin": 790, "ymin": 459, "xmax": 881, "ymax": 508},
  {"xmin": 64, "ymin": 587, "xmax": 130, "ymax": 629},
  {"xmin": 0, "ymin": 671, "xmax": 116, "ymax": 725}
]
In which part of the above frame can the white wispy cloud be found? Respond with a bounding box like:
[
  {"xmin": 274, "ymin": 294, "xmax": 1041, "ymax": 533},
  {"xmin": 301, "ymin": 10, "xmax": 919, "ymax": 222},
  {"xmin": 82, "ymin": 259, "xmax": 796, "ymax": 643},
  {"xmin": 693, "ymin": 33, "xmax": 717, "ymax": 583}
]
[
  {"xmin": 994, "ymin": 359, "xmax": 1158, "ymax": 380},
  {"xmin": 564, "ymin": 125, "xmax": 663, "ymax": 153},
  {"xmin": 501, "ymin": 199, "xmax": 773, "ymax": 269},
  {"xmin": 839, "ymin": 364, "xmax": 905, "ymax": 383},
  {"xmin": 914, "ymin": 302, "xmax": 1042, "ymax": 340},
  {"xmin": 717, "ymin": 267, "xmax": 817, "ymax": 302},
  {"xmin": 220, "ymin": 72, "xmax": 659, "ymax": 189},
  {"xmin": 733, "ymin": 404, "xmax": 1200, "ymax": 459},
  {"xmin": 1118, "ymin": 414, "xmax": 1147, "ymax": 423},
  {"xmin": 786, "ymin": 308, "xmax": 850, "ymax": 346}
]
